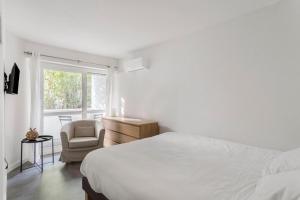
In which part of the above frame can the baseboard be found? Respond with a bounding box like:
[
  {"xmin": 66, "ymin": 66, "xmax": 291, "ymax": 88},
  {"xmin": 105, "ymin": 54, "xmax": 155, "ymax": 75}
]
[
  {"xmin": 7, "ymin": 147, "xmax": 61, "ymax": 173},
  {"xmin": 7, "ymin": 159, "xmax": 29, "ymax": 173}
]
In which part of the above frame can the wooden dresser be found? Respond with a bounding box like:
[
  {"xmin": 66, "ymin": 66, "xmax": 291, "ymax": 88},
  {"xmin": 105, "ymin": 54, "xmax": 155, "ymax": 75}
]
[{"xmin": 102, "ymin": 117, "xmax": 159, "ymax": 147}]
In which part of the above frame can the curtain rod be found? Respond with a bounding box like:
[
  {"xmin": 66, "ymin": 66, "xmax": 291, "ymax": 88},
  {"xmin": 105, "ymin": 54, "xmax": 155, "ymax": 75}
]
[{"xmin": 24, "ymin": 51, "xmax": 111, "ymax": 68}]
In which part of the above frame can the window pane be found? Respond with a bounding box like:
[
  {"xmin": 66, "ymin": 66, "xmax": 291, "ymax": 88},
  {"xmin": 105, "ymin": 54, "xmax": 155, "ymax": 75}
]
[
  {"xmin": 87, "ymin": 73, "xmax": 106, "ymax": 111},
  {"xmin": 44, "ymin": 69, "xmax": 82, "ymax": 110}
]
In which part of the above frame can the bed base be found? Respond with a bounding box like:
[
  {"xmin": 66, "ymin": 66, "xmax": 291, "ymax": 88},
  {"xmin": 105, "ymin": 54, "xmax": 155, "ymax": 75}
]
[{"xmin": 82, "ymin": 177, "xmax": 109, "ymax": 200}]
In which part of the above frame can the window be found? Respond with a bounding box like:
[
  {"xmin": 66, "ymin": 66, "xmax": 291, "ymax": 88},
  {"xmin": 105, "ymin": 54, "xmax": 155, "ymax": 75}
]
[
  {"xmin": 44, "ymin": 69, "xmax": 82, "ymax": 110},
  {"xmin": 41, "ymin": 62, "xmax": 107, "ymax": 150}
]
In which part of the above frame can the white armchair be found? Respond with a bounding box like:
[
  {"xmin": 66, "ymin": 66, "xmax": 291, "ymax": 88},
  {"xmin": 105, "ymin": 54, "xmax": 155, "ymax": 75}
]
[{"xmin": 59, "ymin": 120, "xmax": 104, "ymax": 162}]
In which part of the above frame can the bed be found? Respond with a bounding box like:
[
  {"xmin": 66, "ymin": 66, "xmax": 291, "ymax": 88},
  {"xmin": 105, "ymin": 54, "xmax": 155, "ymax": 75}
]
[{"xmin": 80, "ymin": 132, "xmax": 280, "ymax": 200}]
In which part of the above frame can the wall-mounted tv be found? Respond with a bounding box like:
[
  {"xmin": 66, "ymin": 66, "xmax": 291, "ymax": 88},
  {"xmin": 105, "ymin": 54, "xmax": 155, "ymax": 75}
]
[{"xmin": 4, "ymin": 63, "xmax": 20, "ymax": 95}]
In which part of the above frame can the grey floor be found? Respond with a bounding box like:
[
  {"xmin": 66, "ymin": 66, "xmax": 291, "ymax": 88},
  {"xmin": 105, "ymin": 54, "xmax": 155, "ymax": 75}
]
[{"xmin": 7, "ymin": 155, "xmax": 84, "ymax": 200}]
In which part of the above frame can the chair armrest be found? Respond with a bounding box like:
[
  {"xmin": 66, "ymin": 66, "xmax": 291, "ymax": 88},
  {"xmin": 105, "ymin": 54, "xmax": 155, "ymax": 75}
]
[
  {"xmin": 60, "ymin": 131, "xmax": 70, "ymax": 149},
  {"xmin": 96, "ymin": 128, "xmax": 105, "ymax": 147},
  {"xmin": 60, "ymin": 123, "xmax": 74, "ymax": 149},
  {"xmin": 95, "ymin": 121, "xmax": 103, "ymax": 138}
]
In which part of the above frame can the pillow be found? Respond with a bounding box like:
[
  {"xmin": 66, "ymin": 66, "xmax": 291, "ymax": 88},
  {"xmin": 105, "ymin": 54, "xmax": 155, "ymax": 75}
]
[
  {"xmin": 75, "ymin": 126, "xmax": 95, "ymax": 137},
  {"xmin": 263, "ymin": 148, "xmax": 300, "ymax": 175},
  {"xmin": 250, "ymin": 170, "xmax": 300, "ymax": 200}
]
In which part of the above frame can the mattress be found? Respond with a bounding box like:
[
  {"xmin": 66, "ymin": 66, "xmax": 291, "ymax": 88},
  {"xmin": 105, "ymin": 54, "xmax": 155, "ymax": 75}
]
[{"xmin": 80, "ymin": 132, "xmax": 280, "ymax": 200}]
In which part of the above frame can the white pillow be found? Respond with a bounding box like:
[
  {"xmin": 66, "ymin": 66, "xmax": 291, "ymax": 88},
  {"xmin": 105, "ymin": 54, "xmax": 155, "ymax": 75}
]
[
  {"xmin": 250, "ymin": 170, "xmax": 300, "ymax": 200},
  {"xmin": 263, "ymin": 148, "xmax": 300, "ymax": 175}
]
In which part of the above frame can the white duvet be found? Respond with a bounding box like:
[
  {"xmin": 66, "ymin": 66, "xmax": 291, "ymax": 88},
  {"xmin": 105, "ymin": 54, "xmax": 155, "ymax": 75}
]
[{"xmin": 80, "ymin": 132, "xmax": 280, "ymax": 200}]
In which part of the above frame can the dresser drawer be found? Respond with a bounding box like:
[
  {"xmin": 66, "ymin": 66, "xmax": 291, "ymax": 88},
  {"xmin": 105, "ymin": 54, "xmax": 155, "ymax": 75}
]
[
  {"xmin": 105, "ymin": 129, "xmax": 137, "ymax": 144},
  {"xmin": 103, "ymin": 119, "xmax": 140, "ymax": 138}
]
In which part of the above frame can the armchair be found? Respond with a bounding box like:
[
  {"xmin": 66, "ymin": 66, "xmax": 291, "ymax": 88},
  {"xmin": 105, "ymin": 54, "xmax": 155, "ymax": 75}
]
[{"xmin": 59, "ymin": 120, "xmax": 104, "ymax": 162}]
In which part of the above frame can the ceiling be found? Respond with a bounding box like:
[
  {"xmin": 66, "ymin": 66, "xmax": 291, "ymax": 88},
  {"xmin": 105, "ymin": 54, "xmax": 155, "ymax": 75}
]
[{"xmin": 6, "ymin": 0, "xmax": 280, "ymax": 58}]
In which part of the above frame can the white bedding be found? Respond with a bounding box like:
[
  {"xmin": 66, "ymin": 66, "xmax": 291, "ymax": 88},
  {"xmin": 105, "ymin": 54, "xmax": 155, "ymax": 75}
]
[{"xmin": 80, "ymin": 132, "xmax": 280, "ymax": 200}]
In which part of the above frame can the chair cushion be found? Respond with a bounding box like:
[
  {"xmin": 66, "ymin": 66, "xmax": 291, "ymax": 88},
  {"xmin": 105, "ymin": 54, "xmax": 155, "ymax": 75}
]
[
  {"xmin": 69, "ymin": 137, "xmax": 98, "ymax": 149},
  {"xmin": 75, "ymin": 126, "xmax": 95, "ymax": 137}
]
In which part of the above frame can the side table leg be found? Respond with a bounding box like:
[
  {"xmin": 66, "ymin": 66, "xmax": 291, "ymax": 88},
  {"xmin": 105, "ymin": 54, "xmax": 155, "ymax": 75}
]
[
  {"xmin": 52, "ymin": 138, "xmax": 54, "ymax": 164},
  {"xmin": 20, "ymin": 143, "xmax": 23, "ymax": 172},
  {"xmin": 41, "ymin": 142, "xmax": 43, "ymax": 172},
  {"xmin": 34, "ymin": 143, "xmax": 36, "ymax": 164}
]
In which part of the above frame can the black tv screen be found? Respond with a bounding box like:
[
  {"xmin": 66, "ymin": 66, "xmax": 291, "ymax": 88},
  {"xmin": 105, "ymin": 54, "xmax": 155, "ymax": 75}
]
[{"xmin": 7, "ymin": 63, "xmax": 20, "ymax": 94}]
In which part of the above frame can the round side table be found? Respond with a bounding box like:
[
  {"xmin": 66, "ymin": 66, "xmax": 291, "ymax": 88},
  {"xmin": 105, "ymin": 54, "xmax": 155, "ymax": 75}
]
[{"xmin": 20, "ymin": 135, "xmax": 54, "ymax": 172}]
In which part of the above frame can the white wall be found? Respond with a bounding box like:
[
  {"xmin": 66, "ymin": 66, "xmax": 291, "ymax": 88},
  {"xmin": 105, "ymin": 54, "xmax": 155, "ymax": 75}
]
[
  {"xmin": 0, "ymin": 0, "xmax": 6, "ymax": 198},
  {"xmin": 0, "ymin": 47, "xmax": 5, "ymax": 200},
  {"xmin": 4, "ymin": 31, "xmax": 30, "ymax": 171},
  {"xmin": 0, "ymin": 43, "xmax": 5, "ymax": 200},
  {"xmin": 115, "ymin": 0, "xmax": 300, "ymax": 151}
]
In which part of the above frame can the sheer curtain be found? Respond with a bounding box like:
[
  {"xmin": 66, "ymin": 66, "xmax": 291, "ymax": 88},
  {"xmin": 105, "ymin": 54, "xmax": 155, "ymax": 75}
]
[
  {"xmin": 28, "ymin": 53, "xmax": 42, "ymax": 131},
  {"xmin": 105, "ymin": 67, "xmax": 114, "ymax": 117}
]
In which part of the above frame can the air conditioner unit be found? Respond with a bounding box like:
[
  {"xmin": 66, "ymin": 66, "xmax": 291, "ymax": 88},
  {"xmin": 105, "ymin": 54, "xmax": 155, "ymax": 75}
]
[{"xmin": 123, "ymin": 57, "xmax": 147, "ymax": 72}]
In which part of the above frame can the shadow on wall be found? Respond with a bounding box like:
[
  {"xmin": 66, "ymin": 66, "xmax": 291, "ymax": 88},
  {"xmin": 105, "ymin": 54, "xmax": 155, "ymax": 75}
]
[{"xmin": 159, "ymin": 126, "xmax": 174, "ymax": 134}]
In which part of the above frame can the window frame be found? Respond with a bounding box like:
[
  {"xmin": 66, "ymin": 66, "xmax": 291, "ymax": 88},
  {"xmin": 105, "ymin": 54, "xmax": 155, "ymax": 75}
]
[{"xmin": 40, "ymin": 60, "xmax": 107, "ymax": 132}]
